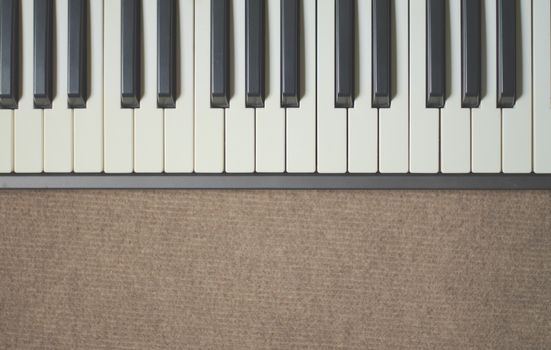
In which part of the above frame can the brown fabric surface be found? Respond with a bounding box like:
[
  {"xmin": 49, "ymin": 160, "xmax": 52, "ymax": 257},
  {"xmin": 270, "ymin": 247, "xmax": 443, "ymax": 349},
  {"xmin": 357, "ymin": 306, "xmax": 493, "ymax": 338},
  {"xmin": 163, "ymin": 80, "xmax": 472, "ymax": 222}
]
[{"xmin": 0, "ymin": 191, "xmax": 550, "ymax": 349}]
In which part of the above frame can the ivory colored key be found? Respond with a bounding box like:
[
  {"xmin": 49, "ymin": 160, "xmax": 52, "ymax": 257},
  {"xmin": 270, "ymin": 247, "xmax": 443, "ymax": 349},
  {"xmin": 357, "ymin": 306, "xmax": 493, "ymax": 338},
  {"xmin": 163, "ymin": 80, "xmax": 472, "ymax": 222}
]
[
  {"xmin": 348, "ymin": 0, "xmax": 377, "ymax": 173},
  {"xmin": 440, "ymin": 0, "xmax": 470, "ymax": 173},
  {"xmin": 0, "ymin": 110, "xmax": 12, "ymax": 172},
  {"xmin": 195, "ymin": 0, "xmax": 224, "ymax": 172},
  {"xmin": 410, "ymin": 0, "xmax": 439, "ymax": 173},
  {"xmin": 15, "ymin": 0, "xmax": 43, "ymax": 173},
  {"xmin": 164, "ymin": 0, "xmax": 194, "ymax": 173},
  {"xmin": 225, "ymin": 0, "xmax": 255, "ymax": 173},
  {"xmin": 44, "ymin": 0, "xmax": 73, "ymax": 172},
  {"xmin": 317, "ymin": 0, "xmax": 347, "ymax": 173},
  {"xmin": 134, "ymin": 0, "xmax": 164, "ymax": 173},
  {"xmin": 256, "ymin": 0, "xmax": 285, "ymax": 173},
  {"xmin": 472, "ymin": 0, "xmax": 500, "ymax": 172},
  {"xmin": 74, "ymin": 0, "xmax": 103, "ymax": 173},
  {"xmin": 0, "ymin": 0, "xmax": 18, "ymax": 172},
  {"xmin": 104, "ymin": 0, "xmax": 133, "ymax": 173},
  {"xmin": 379, "ymin": 0, "xmax": 409, "ymax": 173},
  {"xmin": 286, "ymin": 0, "xmax": 316, "ymax": 173},
  {"xmin": 502, "ymin": 0, "xmax": 531, "ymax": 173},
  {"xmin": 533, "ymin": 0, "xmax": 551, "ymax": 173}
]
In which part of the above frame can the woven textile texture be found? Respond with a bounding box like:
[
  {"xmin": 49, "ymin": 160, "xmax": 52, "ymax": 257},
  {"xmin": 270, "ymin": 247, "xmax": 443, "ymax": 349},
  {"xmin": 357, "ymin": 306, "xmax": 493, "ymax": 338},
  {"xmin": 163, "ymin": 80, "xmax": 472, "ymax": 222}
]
[{"xmin": 0, "ymin": 190, "xmax": 550, "ymax": 349}]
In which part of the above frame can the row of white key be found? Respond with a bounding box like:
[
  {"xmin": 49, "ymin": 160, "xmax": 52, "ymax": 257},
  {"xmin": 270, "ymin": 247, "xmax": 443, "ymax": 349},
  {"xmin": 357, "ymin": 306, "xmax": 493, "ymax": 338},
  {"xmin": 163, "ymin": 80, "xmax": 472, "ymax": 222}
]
[{"xmin": 0, "ymin": 0, "xmax": 549, "ymax": 174}]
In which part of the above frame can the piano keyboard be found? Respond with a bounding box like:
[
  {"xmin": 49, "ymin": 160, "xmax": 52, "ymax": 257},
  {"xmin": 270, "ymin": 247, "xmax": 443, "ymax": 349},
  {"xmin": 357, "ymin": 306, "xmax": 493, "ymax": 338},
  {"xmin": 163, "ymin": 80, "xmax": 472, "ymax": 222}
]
[{"xmin": 1, "ymin": 0, "xmax": 551, "ymax": 189}]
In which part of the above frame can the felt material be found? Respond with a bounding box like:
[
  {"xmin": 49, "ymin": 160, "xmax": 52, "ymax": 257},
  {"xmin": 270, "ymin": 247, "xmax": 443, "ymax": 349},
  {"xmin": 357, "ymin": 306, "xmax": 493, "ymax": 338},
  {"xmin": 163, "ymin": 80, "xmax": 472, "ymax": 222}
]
[{"xmin": 0, "ymin": 190, "xmax": 550, "ymax": 349}]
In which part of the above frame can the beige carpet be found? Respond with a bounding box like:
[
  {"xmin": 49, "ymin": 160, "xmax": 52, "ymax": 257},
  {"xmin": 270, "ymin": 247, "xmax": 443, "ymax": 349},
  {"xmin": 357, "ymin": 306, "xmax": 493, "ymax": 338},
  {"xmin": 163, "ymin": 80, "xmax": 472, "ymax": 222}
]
[{"xmin": 0, "ymin": 190, "xmax": 550, "ymax": 349}]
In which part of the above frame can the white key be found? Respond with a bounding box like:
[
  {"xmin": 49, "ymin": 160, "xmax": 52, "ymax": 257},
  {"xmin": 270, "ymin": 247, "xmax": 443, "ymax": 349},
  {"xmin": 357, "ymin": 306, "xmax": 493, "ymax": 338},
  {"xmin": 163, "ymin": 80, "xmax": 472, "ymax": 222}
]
[
  {"xmin": 15, "ymin": 0, "xmax": 43, "ymax": 173},
  {"xmin": 195, "ymin": 0, "xmax": 224, "ymax": 173},
  {"xmin": 379, "ymin": 0, "xmax": 408, "ymax": 173},
  {"xmin": 256, "ymin": 0, "xmax": 285, "ymax": 173},
  {"xmin": 472, "ymin": 0, "xmax": 500, "ymax": 173},
  {"xmin": 440, "ymin": 0, "xmax": 470, "ymax": 173},
  {"xmin": 134, "ymin": 0, "xmax": 163, "ymax": 173},
  {"xmin": 409, "ymin": 0, "xmax": 439, "ymax": 173},
  {"xmin": 44, "ymin": 0, "xmax": 72, "ymax": 172},
  {"xmin": 348, "ymin": 0, "xmax": 377, "ymax": 173},
  {"xmin": 0, "ymin": 110, "xmax": 12, "ymax": 172},
  {"xmin": 317, "ymin": 0, "xmax": 346, "ymax": 173},
  {"xmin": 165, "ymin": 0, "xmax": 194, "ymax": 173},
  {"xmin": 225, "ymin": 0, "xmax": 254, "ymax": 173},
  {"xmin": 74, "ymin": 0, "xmax": 103, "ymax": 173},
  {"xmin": 502, "ymin": 0, "xmax": 531, "ymax": 173},
  {"xmin": 533, "ymin": 0, "xmax": 551, "ymax": 173},
  {"xmin": 104, "ymin": 0, "xmax": 133, "ymax": 173},
  {"xmin": 286, "ymin": 0, "xmax": 316, "ymax": 173}
]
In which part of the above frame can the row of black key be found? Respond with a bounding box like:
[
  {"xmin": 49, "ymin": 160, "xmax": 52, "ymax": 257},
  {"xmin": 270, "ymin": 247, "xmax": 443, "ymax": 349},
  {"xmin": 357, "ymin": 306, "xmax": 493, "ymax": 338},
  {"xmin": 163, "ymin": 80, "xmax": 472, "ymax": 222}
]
[
  {"xmin": 0, "ymin": 0, "xmax": 87, "ymax": 109},
  {"xmin": 0, "ymin": 0, "xmax": 519, "ymax": 111},
  {"xmin": 210, "ymin": 0, "xmax": 517, "ymax": 110},
  {"xmin": 428, "ymin": 0, "xmax": 516, "ymax": 108}
]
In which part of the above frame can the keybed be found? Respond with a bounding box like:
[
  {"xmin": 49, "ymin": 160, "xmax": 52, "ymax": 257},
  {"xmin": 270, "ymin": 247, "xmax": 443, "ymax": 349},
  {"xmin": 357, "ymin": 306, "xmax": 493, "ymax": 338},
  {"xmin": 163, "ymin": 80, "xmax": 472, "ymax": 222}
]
[{"xmin": 0, "ymin": 0, "xmax": 549, "ymax": 176}]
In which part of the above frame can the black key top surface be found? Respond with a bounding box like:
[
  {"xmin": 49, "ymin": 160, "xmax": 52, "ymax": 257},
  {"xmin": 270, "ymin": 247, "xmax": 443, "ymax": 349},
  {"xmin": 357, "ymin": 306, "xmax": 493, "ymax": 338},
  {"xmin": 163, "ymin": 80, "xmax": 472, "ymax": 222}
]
[
  {"xmin": 211, "ymin": 0, "xmax": 229, "ymax": 108},
  {"xmin": 157, "ymin": 0, "xmax": 176, "ymax": 108},
  {"xmin": 121, "ymin": 0, "xmax": 140, "ymax": 108},
  {"xmin": 280, "ymin": 0, "xmax": 299, "ymax": 108},
  {"xmin": 68, "ymin": 0, "xmax": 87, "ymax": 108},
  {"xmin": 461, "ymin": 0, "xmax": 481, "ymax": 108},
  {"xmin": 34, "ymin": 0, "xmax": 53, "ymax": 109},
  {"xmin": 497, "ymin": 0, "xmax": 516, "ymax": 108},
  {"xmin": 335, "ymin": 0, "xmax": 354, "ymax": 108},
  {"xmin": 372, "ymin": 0, "xmax": 391, "ymax": 108},
  {"xmin": 245, "ymin": 0, "xmax": 265, "ymax": 108},
  {"xmin": 0, "ymin": 0, "xmax": 19, "ymax": 109},
  {"xmin": 426, "ymin": 0, "xmax": 445, "ymax": 108}
]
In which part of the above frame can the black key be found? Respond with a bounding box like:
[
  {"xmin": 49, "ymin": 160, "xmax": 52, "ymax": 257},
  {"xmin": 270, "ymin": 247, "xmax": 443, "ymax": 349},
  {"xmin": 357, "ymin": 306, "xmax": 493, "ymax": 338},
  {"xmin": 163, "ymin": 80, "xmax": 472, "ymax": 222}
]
[
  {"xmin": 497, "ymin": 0, "xmax": 515, "ymax": 108},
  {"xmin": 211, "ymin": 0, "xmax": 229, "ymax": 108},
  {"xmin": 372, "ymin": 0, "xmax": 391, "ymax": 108},
  {"xmin": 68, "ymin": 0, "xmax": 87, "ymax": 109},
  {"xmin": 245, "ymin": 0, "xmax": 265, "ymax": 108},
  {"xmin": 280, "ymin": 0, "xmax": 299, "ymax": 108},
  {"xmin": 461, "ymin": 0, "xmax": 481, "ymax": 108},
  {"xmin": 0, "ymin": 0, "xmax": 19, "ymax": 109},
  {"xmin": 121, "ymin": 0, "xmax": 140, "ymax": 108},
  {"xmin": 335, "ymin": 0, "xmax": 354, "ymax": 108},
  {"xmin": 34, "ymin": 0, "xmax": 53, "ymax": 109},
  {"xmin": 426, "ymin": 0, "xmax": 445, "ymax": 108},
  {"xmin": 157, "ymin": 0, "xmax": 176, "ymax": 108}
]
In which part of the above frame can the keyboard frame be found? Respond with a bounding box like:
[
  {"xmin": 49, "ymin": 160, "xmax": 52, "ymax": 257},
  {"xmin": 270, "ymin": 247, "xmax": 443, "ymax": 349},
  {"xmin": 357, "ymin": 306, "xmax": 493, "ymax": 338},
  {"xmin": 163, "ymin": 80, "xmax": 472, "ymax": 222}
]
[{"xmin": 0, "ymin": 174, "xmax": 550, "ymax": 189}]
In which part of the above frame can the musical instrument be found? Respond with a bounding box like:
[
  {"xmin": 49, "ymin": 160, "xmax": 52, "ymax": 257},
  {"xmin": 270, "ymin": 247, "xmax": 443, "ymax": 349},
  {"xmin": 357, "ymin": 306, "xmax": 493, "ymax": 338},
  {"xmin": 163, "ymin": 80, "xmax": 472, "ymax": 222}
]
[{"xmin": 0, "ymin": 0, "xmax": 550, "ymax": 189}]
